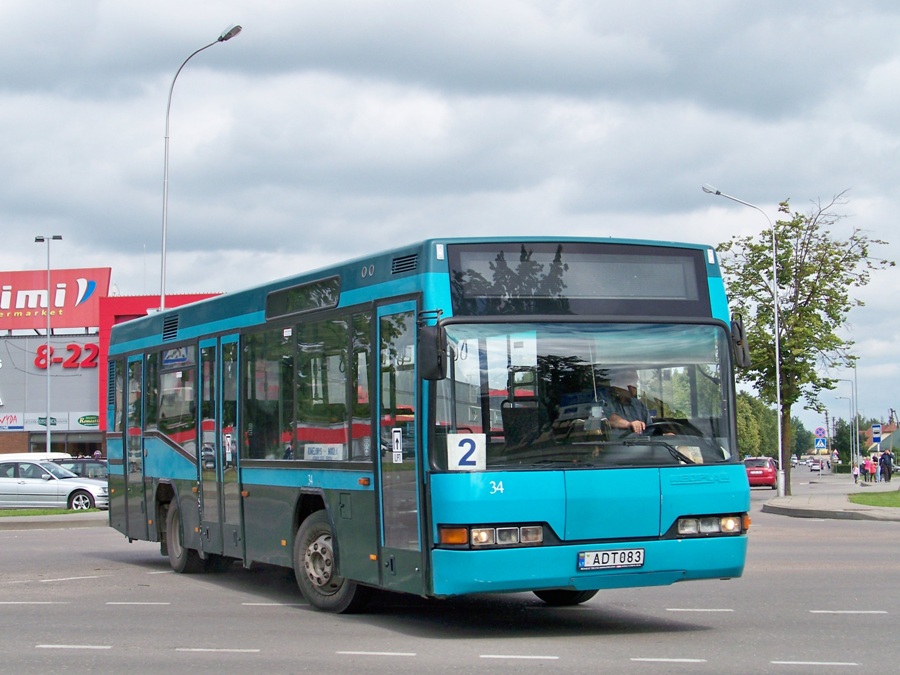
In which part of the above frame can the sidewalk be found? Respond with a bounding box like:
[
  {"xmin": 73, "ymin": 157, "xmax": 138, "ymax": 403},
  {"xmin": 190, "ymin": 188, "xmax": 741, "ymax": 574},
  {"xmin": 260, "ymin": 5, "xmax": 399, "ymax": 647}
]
[
  {"xmin": 762, "ymin": 472, "xmax": 900, "ymax": 522},
  {"xmin": 0, "ymin": 510, "xmax": 108, "ymax": 531}
]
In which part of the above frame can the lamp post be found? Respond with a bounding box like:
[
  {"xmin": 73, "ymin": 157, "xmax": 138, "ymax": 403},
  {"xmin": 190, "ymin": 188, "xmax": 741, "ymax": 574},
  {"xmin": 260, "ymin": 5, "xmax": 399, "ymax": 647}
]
[
  {"xmin": 160, "ymin": 24, "xmax": 242, "ymax": 311},
  {"xmin": 34, "ymin": 235, "xmax": 62, "ymax": 454},
  {"xmin": 836, "ymin": 395, "xmax": 852, "ymax": 468},
  {"xmin": 835, "ymin": 377, "xmax": 857, "ymax": 467},
  {"xmin": 702, "ymin": 185, "xmax": 785, "ymax": 496}
]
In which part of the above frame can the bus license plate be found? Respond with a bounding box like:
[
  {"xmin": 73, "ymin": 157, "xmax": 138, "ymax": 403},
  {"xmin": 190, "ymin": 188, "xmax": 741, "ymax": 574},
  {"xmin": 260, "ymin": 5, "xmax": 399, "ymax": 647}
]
[{"xmin": 578, "ymin": 548, "xmax": 644, "ymax": 570}]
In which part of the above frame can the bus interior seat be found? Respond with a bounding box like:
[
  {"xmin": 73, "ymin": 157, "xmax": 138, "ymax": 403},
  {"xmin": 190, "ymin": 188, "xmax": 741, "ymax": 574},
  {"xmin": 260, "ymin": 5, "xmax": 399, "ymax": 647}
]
[{"xmin": 500, "ymin": 400, "xmax": 540, "ymax": 449}]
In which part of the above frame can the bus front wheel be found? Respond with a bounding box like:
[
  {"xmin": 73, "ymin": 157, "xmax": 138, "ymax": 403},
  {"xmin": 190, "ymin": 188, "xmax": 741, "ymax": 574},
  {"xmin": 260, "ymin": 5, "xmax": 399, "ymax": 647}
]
[
  {"xmin": 533, "ymin": 589, "xmax": 598, "ymax": 606},
  {"xmin": 165, "ymin": 501, "xmax": 205, "ymax": 574},
  {"xmin": 293, "ymin": 510, "xmax": 369, "ymax": 613}
]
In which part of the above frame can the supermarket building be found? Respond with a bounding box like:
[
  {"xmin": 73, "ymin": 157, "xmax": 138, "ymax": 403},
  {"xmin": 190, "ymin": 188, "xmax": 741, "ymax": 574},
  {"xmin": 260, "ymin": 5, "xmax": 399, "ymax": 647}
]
[{"xmin": 0, "ymin": 266, "xmax": 212, "ymax": 456}]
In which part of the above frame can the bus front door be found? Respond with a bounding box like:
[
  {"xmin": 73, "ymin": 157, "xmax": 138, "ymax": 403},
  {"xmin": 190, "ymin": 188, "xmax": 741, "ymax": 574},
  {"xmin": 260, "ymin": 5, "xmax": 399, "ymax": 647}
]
[
  {"xmin": 124, "ymin": 356, "xmax": 148, "ymax": 541},
  {"xmin": 375, "ymin": 302, "xmax": 424, "ymax": 595}
]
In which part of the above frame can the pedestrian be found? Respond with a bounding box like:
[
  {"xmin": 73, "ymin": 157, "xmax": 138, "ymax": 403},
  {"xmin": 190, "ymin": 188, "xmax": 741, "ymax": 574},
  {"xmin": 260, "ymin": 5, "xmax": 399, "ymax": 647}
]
[
  {"xmin": 863, "ymin": 457, "xmax": 873, "ymax": 482},
  {"xmin": 880, "ymin": 449, "xmax": 893, "ymax": 483},
  {"xmin": 875, "ymin": 453, "xmax": 882, "ymax": 482},
  {"xmin": 852, "ymin": 462, "xmax": 859, "ymax": 484}
]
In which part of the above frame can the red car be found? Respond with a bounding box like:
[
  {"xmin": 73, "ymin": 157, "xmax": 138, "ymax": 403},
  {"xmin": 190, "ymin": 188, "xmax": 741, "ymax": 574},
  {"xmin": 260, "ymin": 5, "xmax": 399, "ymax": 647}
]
[{"xmin": 744, "ymin": 457, "xmax": 777, "ymax": 489}]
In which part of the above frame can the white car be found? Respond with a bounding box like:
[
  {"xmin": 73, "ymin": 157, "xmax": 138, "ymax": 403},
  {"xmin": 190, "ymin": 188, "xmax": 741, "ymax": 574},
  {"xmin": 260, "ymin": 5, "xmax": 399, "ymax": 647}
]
[{"xmin": 0, "ymin": 458, "xmax": 108, "ymax": 510}]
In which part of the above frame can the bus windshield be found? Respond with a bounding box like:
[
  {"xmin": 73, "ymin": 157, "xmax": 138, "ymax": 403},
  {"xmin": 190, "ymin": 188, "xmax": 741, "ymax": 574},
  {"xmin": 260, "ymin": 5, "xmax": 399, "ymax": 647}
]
[{"xmin": 433, "ymin": 322, "xmax": 736, "ymax": 470}]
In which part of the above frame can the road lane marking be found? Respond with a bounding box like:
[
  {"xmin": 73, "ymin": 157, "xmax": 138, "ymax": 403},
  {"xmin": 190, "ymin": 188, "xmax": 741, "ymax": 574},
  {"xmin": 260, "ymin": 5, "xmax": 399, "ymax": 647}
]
[
  {"xmin": 37, "ymin": 645, "xmax": 112, "ymax": 650},
  {"xmin": 666, "ymin": 608, "xmax": 734, "ymax": 612},
  {"xmin": 39, "ymin": 575, "xmax": 106, "ymax": 583},
  {"xmin": 632, "ymin": 658, "xmax": 707, "ymax": 663},
  {"xmin": 0, "ymin": 601, "xmax": 69, "ymax": 604},
  {"xmin": 337, "ymin": 651, "xmax": 416, "ymax": 657},
  {"xmin": 106, "ymin": 602, "xmax": 171, "ymax": 605},
  {"xmin": 809, "ymin": 610, "xmax": 887, "ymax": 614},
  {"xmin": 176, "ymin": 648, "xmax": 261, "ymax": 653},
  {"xmin": 481, "ymin": 655, "xmax": 560, "ymax": 660},
  {"xmin": 771, "ymin": 661, "xmax": 858, "ymax": 666},
  {"xmin": 242, "ymin": 602, "xmax": 304, "ymax": 606}
]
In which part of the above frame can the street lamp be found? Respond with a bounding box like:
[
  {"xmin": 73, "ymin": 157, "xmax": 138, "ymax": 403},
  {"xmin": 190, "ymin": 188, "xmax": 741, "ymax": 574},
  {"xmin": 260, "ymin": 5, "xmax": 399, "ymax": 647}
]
[
  {"xmin": 835, "ymin": 377, "xmax": 857, "ymax": 467},
  {"xmin": 160, "ymin": 24, "xmax": 242, "ymax": 311},
  {"xmin": 702, "ymin": 185, "xmax": 785, "ymax": 496},
  {"xmin": 836, "ymin": 396, "xmax": 852, "ymax": 466},
  {"xmin": 34, "ymin": 235, "xmax": 62, "ymax": 454}
]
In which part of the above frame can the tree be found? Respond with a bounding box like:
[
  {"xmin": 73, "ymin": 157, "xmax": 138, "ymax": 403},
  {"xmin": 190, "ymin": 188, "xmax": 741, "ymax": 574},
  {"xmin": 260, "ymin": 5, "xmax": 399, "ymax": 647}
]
[
  {"xmin": 736, "ymin": 393, "xmax": 761, "ymax": 457},
  {"xmin": 717, "ymin": 193, "xmax": 893, "ymax": 494},
  {"xmin": 791, "ymin": 416, "xmax": 813, "ymax": 459}
]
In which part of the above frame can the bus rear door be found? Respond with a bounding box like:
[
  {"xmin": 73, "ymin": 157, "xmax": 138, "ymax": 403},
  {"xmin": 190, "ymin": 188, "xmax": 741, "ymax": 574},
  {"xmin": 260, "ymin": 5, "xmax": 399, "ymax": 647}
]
[
  {"xmin": 198, "ymin": 340, "xmax": 223, "ymax": 556},
  {"xmin": 125, "ymin": 355, "xmax": 148, "ymax": 541}
]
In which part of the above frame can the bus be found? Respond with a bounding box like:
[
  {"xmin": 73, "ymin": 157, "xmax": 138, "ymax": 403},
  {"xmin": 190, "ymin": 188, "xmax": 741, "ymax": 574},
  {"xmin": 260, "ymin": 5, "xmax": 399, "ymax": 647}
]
[{"xmin": 106, "ymin": 237, "xmax": 751, "ymax": 612}]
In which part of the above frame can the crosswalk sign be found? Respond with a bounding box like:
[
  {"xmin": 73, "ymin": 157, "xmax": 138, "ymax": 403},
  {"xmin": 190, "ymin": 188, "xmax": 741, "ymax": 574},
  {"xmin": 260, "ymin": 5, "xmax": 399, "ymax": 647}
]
[{"xmin": 814, "ymin": 438, "xmax": 827, "ymax": 450}]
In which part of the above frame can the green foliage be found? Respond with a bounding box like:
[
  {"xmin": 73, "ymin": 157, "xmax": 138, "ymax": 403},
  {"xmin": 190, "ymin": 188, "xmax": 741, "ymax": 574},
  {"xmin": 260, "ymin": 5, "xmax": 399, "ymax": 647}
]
[
  {"xmin": 791, "ymin": 416, "xmax": 813, "ymax": 457},
  {"xmin": 717, "ymin": 192, "xmax": 893, "ymax": 493},
  {"xmin": 736, "ymin": 391, "xmax": 777, "ymax": 457},
  {"xmin": 736, "ymin": 393, "xmax": 760, "ymax": 456}
]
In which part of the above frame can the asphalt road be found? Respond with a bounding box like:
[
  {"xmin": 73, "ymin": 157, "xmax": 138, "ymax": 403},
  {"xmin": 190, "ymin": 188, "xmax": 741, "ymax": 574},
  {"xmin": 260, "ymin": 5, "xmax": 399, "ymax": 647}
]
[{"xmin": 1, "ymin": 500, "xmax": 898, "ymax": 673}]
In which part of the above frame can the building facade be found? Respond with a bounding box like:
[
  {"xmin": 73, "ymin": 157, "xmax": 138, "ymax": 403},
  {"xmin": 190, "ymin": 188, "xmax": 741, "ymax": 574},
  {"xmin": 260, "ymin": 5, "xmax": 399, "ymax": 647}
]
[{"xmin": 0, "ymin": 265, "xmax": 214, "ymax": 456}]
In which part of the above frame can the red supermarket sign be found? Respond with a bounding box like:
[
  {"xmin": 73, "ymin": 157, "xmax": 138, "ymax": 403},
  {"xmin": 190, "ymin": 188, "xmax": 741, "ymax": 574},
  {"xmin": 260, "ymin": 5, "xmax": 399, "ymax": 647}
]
[{"xmin": 0, "ymin": 268, "xmax": 111, "ymax": 330}]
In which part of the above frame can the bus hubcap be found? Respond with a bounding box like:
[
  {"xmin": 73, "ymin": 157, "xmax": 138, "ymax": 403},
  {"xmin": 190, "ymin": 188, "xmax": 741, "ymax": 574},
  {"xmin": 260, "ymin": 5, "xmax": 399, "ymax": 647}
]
[{"xmin": 304, "ymin": 533, "xmax": 335, "ymax": 589}]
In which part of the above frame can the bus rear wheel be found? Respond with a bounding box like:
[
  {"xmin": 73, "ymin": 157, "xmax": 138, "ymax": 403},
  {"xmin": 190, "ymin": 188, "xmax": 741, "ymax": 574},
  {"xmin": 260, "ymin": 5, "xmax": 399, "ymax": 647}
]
[
  {"xmin": 166, "ymin": 501, "xmax": 205, "ymax": 574},
  {"xmin": 533, "ymin": 589, "xmax": 598, "ymax": 606},
  {"xmin": 293, "ymin": 510, "xmax": 369, "ymax": 613}
]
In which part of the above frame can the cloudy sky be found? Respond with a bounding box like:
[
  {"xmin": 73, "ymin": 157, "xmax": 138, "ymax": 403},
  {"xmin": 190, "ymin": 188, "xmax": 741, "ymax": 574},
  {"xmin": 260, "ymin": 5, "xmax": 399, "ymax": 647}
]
[{"xmin": 2, "ymin": 0, "xmax": 898, "ymax": 434}]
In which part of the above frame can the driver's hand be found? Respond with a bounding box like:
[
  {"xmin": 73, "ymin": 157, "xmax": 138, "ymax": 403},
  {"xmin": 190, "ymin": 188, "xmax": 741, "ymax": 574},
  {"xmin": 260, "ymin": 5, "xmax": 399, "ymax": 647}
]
[{"xmin": 629, "ymin": 420, "xmax": 646, "ymax": 433}]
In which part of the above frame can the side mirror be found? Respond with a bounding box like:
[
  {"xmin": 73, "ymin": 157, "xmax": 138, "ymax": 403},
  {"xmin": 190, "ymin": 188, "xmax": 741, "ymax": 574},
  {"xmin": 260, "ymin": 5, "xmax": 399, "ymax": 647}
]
[
  {"xmin": 730, "ymin": 316, "xmax": 751, "ymax": 369},
  {"xmin": 418, "ymin": 324, "xmax": 447, "ymax": 381}
]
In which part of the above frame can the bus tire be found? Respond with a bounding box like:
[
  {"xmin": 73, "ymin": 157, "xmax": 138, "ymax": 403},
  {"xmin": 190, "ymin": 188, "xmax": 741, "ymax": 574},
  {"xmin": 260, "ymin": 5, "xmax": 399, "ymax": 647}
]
[
  {"xmin": 166, "ymin": 501, "xmax": 204, "ymax": 574},
  {"xmin": 293, "ymin": 510, "xmax": 369, "ymax": 613},
  {"xmin": 533, "ymin": 589, "xmax": 598, "ymax": 606}
]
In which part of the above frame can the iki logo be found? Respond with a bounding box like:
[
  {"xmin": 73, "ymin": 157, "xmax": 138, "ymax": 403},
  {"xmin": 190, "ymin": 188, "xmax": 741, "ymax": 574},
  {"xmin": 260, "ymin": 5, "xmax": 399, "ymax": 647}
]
[{"xmin": 0, "ymin": 278, "xmax": 98, "ymax": 310}]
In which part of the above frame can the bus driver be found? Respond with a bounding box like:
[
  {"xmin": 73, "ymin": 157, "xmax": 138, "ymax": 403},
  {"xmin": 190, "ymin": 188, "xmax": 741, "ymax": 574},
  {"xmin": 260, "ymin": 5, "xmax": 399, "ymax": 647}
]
[{"xmin": 606, "ymin": 368, "xmax": 653, "ymax": 434}]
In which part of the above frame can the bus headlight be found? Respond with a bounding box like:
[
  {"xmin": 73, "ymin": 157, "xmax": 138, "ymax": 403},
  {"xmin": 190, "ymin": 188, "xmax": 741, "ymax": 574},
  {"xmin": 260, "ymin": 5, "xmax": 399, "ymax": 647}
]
[
  {"xmin": 676, "ymin": 514, "xmax": 747, "ymax": 537},
  {"xmin": 438, "ymin": 524, "xmax": 544, "ymax": 549}
]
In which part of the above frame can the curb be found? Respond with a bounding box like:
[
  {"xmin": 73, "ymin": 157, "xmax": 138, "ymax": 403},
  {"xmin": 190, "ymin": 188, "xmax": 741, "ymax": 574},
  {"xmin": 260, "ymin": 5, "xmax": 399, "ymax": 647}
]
[
  {"xmin": 0, "ymin": 512, "xmax": 108, "ymax": 531},
  {"xmin": 760, "ymin": 502, "xmax": 895, "ymax": 521}
]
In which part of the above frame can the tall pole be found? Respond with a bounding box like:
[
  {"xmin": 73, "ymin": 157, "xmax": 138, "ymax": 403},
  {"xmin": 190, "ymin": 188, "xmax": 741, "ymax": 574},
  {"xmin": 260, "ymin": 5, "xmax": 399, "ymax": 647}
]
[
  {"xmin": 160, "ymin": 24, "xmax": 242, "ymax": 311},
  {"xmin": 703, "ymin": 185, "xmax": 785, "ymax": 496},
  {"xmin": 836, "ymin": 396, "xmax": 852, "ymax": 470},
  {"xmin": 34, "ymin": 235, "xmax": 62, "ymax": 453},
  {"xmin": 835, "ymin": 377, "xmax": 857, "ymax": 467}
]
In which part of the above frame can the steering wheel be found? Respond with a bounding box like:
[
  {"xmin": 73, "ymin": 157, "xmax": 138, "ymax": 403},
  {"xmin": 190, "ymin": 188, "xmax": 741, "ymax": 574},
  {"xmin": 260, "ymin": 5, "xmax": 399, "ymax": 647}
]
[{"xmin": 642, "ymin": 420, "xmax": 701, "ymax": 437}]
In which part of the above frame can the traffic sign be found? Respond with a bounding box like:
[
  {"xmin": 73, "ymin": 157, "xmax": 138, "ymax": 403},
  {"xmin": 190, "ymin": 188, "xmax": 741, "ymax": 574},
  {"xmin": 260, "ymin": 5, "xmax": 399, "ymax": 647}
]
[
  {"xmin": 814, "ymin": 438, "xmax": 827, "ymax": 450},
  {"xmin": 814, "ymin": 426, "xmax": 827, "ymax": 438},
  {"xmin": 872, "ymin": 423, "xmax": 882, "ymax": 444}
]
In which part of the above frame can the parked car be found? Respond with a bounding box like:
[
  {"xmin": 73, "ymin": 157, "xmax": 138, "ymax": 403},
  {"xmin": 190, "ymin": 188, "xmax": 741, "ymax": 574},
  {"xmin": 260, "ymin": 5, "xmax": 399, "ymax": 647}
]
[
  {"xmin": 0, "ymin": 458, "xmax": 108, "ymax": 510},
  {"xmin": 744, "ymin": 456, "xmax": 777, "ymax": 489},
  {"xmin": 49, "ymin": 457, "xmax": 108, "ymax": 480}
]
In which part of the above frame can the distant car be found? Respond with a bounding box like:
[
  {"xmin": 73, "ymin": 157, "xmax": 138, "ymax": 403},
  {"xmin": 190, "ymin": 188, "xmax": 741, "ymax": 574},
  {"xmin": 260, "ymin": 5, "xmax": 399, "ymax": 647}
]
[
  {"xmin": 744, "ymin": 457, "xmax": 777, "ymax": 489},
  {"xmin": 0, "ymin": 458, "xmax": 109, "ymax": 510},
  {"xmin": 809, "ymin": 459, "xmax": 822, "ymax": 471},
  {"xmin": 50, "ymin": 457, "xmax": 108, "ymax": 481}
]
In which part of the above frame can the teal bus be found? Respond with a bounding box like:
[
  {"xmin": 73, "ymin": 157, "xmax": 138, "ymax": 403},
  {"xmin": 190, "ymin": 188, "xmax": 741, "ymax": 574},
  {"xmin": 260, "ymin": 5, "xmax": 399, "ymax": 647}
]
[{"xmin": 106, "ymin": 237, "xmax": 751, "ymax": 612}]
